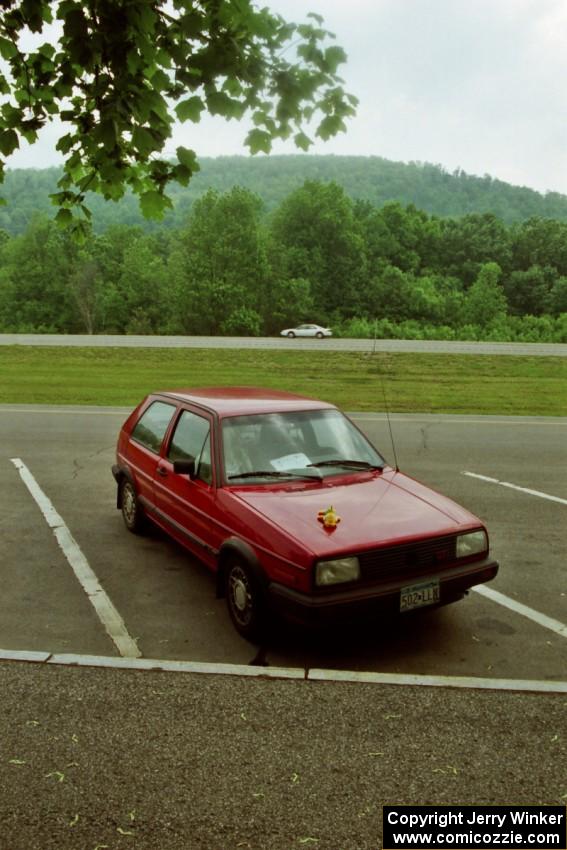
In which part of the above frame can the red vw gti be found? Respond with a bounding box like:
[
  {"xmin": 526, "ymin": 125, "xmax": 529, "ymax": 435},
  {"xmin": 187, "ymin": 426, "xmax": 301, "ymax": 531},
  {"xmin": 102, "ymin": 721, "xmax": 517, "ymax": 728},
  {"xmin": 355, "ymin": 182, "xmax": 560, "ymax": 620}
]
[{"xmin": 112, "ymin": 387, "xmax": 498, "ymax": 639}]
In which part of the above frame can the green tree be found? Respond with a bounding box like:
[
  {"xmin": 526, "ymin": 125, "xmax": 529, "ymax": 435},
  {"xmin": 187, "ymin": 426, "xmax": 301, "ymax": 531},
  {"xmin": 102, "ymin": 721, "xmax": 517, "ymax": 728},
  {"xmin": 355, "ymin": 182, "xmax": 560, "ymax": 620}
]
[
  {"xmin": 548, "ymin": 277, "xmax": 567, "ymax": 316},
  {"xmin": 0, "ymin": 265, "xmax": 16, "ymax": 329},
  {"xmin": 0, "ymin": 1, "xmax": 356, "ymax": 228},
  {"xmin": 363, "ymin": 265, "xmax": 415, "ymax": 321},
  {"xmin": 219, "ymin": 306, "xmax": 262, "ymax": 336},
  {"xmin": 437, "ymin": 214, "xmax": 512, "ymax": 285},
  {"xmin": 68, "ymin": 255, "xmax": 103, "ymax": 333},
  {"xmin": 174, "ymin": 187, "xmax": 269, "ymax": 334},
  {"xmin": 503, "ymin": 265, "xmax": 556, "ymax": 316},
  {"xmin": 262, "ymin": 276, "xmax": 314, "ymax": 333},
  {"xmin": 0, "ymin": 215, "xmax": 78, "ymax": 329},
  {"xmin": 118, "ymin": 235, "xmax": 168, "ymax": 333},
  {"xmin": 465, "ymin": 262, "xmax": 507, "ymax": 328},
  {"xmin": 512, "ymin": 217, "xmax": 567, "ymax": 275},
  {"xmin": 270, "ymin": 180, "xmax": 365, "ymax": 317},
  {"xmin": 356, "ymin": 201, "xmax": 441, "ymax": 275},
  {"xmin": 87, "ymin": 225, "xmax": 145, "ymax": 330}
]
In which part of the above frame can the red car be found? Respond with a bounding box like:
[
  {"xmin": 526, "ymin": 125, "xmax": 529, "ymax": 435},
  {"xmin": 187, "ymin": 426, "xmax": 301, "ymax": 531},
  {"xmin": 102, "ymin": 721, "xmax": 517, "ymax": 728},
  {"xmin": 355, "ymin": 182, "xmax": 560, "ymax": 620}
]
[{"xmin": 112, "ymin": 387, "xmax": 498, "ymax": 639}]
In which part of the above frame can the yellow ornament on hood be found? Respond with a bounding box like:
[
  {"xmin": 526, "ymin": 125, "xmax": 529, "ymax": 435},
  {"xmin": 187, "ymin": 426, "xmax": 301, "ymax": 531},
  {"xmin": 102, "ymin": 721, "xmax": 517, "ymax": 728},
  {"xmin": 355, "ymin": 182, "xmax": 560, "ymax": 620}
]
[{"xmin": 317, "ymin": 505, "xmax": 341, "ymax": 529}]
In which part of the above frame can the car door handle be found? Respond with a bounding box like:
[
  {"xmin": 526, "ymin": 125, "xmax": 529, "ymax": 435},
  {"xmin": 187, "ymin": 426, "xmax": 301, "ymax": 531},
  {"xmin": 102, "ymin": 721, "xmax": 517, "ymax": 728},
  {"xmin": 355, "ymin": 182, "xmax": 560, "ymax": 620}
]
[{"xmin": 156, "ymin": 466, "xmax": 168, "ymax": 477}]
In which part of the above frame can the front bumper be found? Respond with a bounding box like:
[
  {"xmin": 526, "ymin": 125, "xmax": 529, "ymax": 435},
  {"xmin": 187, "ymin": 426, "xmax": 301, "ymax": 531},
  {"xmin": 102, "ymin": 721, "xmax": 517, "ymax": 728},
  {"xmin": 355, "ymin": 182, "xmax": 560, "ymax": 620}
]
[{"xmin": 267, "ymin": 557, "xmax": 499, "ymax": 626}]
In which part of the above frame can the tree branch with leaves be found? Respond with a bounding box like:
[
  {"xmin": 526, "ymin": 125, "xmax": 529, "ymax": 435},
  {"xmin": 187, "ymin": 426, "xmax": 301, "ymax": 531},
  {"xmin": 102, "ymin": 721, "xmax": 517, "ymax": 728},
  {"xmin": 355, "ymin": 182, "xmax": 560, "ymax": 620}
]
[{"xmin": 0, "ymin": 0, "xmax": 357, "ymax": 234}]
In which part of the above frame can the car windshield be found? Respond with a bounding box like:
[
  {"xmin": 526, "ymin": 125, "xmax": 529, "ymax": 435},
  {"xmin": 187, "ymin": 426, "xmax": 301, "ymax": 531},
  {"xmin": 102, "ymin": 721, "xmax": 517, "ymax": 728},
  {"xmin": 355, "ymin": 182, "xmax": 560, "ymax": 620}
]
[{"xmin": 222, "ymin": 409, "xmax": 385, "ymax": 484}]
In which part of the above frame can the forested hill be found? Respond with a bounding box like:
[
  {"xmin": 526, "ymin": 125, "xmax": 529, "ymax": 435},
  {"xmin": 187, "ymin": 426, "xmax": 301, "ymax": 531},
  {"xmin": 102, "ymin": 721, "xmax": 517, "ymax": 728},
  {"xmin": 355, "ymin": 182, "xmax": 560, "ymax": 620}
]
[{"xmin": 2, "ymin": 154, "xmax": 567, "ymax": 234}]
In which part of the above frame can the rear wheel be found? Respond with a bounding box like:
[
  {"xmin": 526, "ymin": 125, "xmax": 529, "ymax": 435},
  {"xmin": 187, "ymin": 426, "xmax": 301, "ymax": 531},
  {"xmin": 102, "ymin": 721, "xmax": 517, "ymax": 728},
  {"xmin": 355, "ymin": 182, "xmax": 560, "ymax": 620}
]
[
  {"xmin": 315, "ymin": 331, "xmax": 324, "ymax": 338},
  {"xmin": 119, "ymin": 478, "xmax": 146, "ymax": 534},
  {"xmin": 225, "ymin": 559, "xmax": 265, "ymax": 641}
]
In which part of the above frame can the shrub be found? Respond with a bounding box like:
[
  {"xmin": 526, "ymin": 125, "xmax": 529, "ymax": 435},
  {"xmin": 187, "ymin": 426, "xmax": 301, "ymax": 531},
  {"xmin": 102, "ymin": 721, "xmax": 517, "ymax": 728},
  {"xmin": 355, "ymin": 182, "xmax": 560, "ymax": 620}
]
[{"xmin": 219, "ymin": 307, "xmax": 262, "ymax": 336}]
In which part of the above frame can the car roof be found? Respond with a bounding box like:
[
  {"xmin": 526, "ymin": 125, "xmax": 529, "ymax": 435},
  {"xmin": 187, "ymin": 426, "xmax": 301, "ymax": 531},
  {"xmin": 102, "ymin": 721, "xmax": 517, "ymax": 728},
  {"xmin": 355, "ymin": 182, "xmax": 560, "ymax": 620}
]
[{"xmin": 153, "ymin": 387, "xmax": 336, "ymax": 417}]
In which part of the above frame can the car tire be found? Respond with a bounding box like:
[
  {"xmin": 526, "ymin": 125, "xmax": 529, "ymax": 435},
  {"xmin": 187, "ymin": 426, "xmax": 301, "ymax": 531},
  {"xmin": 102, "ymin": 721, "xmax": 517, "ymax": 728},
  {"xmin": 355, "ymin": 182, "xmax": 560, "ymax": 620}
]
[
  {"xmin": 225, "ymin": 558, "xmax": 266, "ymax": 641},
  {"xmin": 119, "ymin": 478, "xmax": 146, "ymax": 534},
  {"xmin": 315, "ymin": 331, "xmax": 324, "ymax": 338},
  {"xmin": 287, "ymin": 331, "xmax": 295, "ymax": 338}
]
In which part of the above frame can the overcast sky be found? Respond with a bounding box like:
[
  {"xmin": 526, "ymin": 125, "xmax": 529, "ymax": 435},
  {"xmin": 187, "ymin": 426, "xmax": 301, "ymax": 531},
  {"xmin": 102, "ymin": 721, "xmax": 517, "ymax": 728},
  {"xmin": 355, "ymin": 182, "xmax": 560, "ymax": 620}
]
[{"xmin": 7, "ymin": 0, "xmax": 567, "ymax": 195}]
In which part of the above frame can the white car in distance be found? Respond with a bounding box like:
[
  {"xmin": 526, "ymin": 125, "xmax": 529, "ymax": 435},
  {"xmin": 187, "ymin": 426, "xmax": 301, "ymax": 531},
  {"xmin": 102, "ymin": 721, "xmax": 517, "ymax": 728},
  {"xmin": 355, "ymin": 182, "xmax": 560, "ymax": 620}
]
[{"xmin": 280, "ymin": 323, "xmax": 332, "ymax": 339}]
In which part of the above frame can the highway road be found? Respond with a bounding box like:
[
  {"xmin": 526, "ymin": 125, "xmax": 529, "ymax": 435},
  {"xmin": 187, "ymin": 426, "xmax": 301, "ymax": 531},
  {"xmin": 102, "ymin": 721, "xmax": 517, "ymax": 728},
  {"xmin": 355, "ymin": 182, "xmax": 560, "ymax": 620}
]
[
  {"xmin": 1, "ymin": 331, "xmax": 567, "ymax": 356},
  {"xmin": 1, "ymin": 405, "xmax": 565, "ymax": 850}
]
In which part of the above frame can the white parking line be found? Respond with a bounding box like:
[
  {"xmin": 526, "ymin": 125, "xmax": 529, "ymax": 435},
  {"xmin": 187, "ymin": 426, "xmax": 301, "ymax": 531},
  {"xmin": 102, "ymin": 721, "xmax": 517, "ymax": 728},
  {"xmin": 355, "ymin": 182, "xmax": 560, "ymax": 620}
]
[
  {"xmin": 10, "ymin": 458, "xmax": 141, "ymax": 659},
  {"xmin": 307, "ymin": 667, "xmax": 567, "ymax": 693},
  {"xmin": 464, "ymin": 469, "xmax": 567, "ymax": 637},
  {"xmin": 473, "ymin": 585, "xmax": 567, "ymax": 638},
  {"xmin": 463, "ymin": 471, "xmax": 567, "ymax": 506},
  {"xmin": 0, "ymin": 649, "xmax": 565, "ymax": 693}
]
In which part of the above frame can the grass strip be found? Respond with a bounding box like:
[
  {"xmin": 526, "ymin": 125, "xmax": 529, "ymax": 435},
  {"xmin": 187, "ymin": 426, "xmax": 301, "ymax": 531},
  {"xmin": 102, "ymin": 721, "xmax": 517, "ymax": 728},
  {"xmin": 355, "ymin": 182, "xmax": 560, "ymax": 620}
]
[{"xmin": 0, "ymin": 346, "xmax": 566, "ymax": 415}]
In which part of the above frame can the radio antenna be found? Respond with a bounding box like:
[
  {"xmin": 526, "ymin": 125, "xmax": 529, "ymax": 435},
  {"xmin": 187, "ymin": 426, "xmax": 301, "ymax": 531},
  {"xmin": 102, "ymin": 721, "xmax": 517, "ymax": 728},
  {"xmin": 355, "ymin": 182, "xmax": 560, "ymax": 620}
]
[{"xmin": 378, "ymin": 352, "xmax": 400, "ymax": 472}]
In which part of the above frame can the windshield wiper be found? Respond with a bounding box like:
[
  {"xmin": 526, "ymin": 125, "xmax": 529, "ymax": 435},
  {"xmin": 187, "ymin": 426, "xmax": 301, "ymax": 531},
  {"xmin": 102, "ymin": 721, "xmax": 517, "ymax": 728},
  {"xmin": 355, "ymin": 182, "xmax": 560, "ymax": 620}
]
[
  {"xmin": 307, "ymin": 459, "xmax": 383, "ymax": 470},
  {"xmin": 228, "ymin": 469, "xmax": 322, "ymax": 480}
]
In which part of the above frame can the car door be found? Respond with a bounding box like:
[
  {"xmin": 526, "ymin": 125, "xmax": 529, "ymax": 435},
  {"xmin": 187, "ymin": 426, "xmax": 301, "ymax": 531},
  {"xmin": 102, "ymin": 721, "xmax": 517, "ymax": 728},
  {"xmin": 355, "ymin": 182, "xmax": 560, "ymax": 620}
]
[
  {"xmin": 125, "ymin": 399, "xmax": 178, "ymax": 510},
  {"xmin": 153, "ymin": 407, "xmax": 221, "ymax": 569}
]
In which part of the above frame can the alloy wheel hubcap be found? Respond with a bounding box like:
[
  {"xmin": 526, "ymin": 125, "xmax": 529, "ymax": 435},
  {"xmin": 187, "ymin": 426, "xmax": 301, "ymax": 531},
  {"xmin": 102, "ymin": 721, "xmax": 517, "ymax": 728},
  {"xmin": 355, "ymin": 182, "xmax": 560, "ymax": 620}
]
[
  {"xmin": 234, "ymin": 580, "xmax": 248, "ymax": 610},
  {"xmin": 123, "ymin": 486, "xmax": 135, "ymax": 523},
  {"xmin": 230, "ymin": 568, "xmax": 252, "ymax": 623}
]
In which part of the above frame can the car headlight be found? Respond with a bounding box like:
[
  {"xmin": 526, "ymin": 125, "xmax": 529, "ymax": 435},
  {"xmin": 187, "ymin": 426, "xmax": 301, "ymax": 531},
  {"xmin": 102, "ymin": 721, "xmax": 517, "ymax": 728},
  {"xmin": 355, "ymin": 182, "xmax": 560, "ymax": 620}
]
[
  {"xmin": 315, "ymin": 557, "xmax": 360, "ymax": 586},
  {"xmin": 456, "ymin": 530, "xmax": 488, "ymax": 558}
]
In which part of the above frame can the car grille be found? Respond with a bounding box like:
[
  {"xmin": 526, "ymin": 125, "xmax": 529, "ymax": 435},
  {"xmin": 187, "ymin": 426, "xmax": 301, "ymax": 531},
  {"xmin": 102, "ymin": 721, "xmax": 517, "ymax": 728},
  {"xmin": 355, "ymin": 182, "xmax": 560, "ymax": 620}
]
[{"xmin": 358, "ymin": 535, "xmax": 457, "ymax": 584}]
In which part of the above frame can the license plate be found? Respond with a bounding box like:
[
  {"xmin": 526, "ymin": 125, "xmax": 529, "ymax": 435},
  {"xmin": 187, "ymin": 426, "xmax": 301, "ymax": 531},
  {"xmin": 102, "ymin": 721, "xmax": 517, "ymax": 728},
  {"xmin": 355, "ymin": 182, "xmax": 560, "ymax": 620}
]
[{"xmin": 400, "ymin": 579, "xmax": 440, "ymax": 612}]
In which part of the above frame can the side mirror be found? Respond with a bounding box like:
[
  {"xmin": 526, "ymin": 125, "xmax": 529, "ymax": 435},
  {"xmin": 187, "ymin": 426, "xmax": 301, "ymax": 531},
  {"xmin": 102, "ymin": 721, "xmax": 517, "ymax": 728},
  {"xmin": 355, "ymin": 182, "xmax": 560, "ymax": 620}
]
[{"xmin": 173, "ymin": 458, "xmax": 195, "ymax": 478}]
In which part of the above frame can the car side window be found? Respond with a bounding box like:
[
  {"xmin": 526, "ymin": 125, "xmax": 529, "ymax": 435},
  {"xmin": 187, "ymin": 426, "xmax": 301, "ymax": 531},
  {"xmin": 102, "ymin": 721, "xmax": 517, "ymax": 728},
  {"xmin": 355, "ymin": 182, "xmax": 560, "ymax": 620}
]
[
  {"xmin": 168, "ymin": 410, "xmax": 213, "ymax": 485},
  {"xmin": 131, "ymin": 401, "xmax": 176, "ymax": 453}
]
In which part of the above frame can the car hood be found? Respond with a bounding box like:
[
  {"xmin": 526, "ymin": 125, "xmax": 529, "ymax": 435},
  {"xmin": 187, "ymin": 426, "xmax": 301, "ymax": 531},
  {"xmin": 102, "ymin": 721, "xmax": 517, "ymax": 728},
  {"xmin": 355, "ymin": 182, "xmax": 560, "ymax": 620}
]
[{"xmin": 230, "ymin": 470, "xmax": 480, "ymax": 557}]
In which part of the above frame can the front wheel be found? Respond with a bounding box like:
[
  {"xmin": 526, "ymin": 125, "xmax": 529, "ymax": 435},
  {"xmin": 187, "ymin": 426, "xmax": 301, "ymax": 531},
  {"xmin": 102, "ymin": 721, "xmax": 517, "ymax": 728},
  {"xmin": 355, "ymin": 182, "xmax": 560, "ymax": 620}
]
[
  {"xmin": 225, "ymin": 560, "xmax": 265, "ymax": 641},
  {"xmin": 287, "ymin": 331, "xmax": 295, "ymax": 338},
  {"xmin": 119, "ymin": 478, "xmax": 146, "ymax": 534}
]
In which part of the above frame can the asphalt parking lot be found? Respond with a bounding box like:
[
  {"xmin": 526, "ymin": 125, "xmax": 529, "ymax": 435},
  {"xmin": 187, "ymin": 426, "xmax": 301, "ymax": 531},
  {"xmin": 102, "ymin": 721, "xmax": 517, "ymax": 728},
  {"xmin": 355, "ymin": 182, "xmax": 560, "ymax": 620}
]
[
  {"xmin": 1, "ymin": 406, "xmax": 565, "ymax": 679},
  {"xmin": 0, "ymin": 405, "xmax": 566, "ymax": 849}
]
